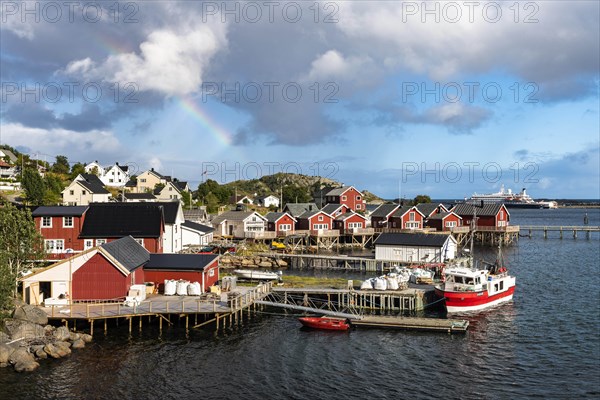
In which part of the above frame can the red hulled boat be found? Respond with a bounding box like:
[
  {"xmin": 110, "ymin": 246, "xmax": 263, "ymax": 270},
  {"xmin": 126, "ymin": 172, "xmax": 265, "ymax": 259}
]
[{"xmin": 298, "ymin": 317, "xmax": 350, "ymax": 331}]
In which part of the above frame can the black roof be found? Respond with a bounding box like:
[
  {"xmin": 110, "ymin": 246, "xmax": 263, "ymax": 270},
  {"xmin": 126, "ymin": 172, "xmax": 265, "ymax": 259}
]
[
  {"xmin": 78, "ymin": 174, "xmax": 110, "ymax": 194},
  {"xmin": 374, "ymin": 233, "xmax": 452, "ymax": 247},
  {"xmin": 80, "ymin": 203, "xmax": 164, "ymax": 238},
  {"xmin": 124, "ymin": 193, "xmax": 156, "ymax": 200},
  {"xmin": 32, "ymin": 206, "xmax": 88, "ymax": 217},
  {"xmin": 415, "ymin": 203, "xmax": 446, "ymax": 217},
  {"xmin": 371, "ymin": 203, "xmax": 400, "ymax": 218},
  {"xmin": 145, "ymin": 253, "xmax": 219, "ymax": 271},
  {"xmin": 181, "ymin": 220, "xmax": 215, "ymax": 233},
  {"xmin": 101, "ymin": 236, "xmax": 149, "ymax": 272},
  {"xmin": 155, "ymin": 202, "xmax": 181, "ymax": 224}
]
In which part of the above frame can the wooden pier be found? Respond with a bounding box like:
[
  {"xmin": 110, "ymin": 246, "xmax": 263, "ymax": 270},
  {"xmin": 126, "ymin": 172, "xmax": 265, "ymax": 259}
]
[
  {"xmin": 42, "ymin": 282, "xmax": 273, "ymax": 336},
  {"xmin": 520, "ymin": 225, "xmax": 599, "ymax": 239},
  {"xmin": 351, "ymin": 315, "xmax": 469, "ymax": 333}
]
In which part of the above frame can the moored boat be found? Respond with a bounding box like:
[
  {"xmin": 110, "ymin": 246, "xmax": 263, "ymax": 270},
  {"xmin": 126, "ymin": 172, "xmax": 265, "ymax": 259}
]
[
  {"xmin": 435, "ymin": 207, "xmax": 516, "ymax": 314},
  {"xmin": 233, "ymin": 269, "xmax": 282, "ymax": 280},
  {"xmin": 298, "ymin": 317, "xmax": 350, "ymax": 331}
]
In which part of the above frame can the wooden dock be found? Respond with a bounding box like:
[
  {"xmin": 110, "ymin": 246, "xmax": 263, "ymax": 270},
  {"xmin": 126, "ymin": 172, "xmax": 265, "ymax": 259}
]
[
  {"xmin": 520, "ymin": 225, "xmax": 599, "ymax": 239},
  {"xmin": 42, "ymin": 282, "xmax": 273, "ymax": 335},
  {"xmin": 351, "ymin": 315, "xmax": 469, "ymax": 333}
]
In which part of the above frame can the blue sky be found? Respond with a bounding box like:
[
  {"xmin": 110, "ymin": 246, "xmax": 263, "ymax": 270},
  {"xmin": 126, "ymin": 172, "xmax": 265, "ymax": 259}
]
[{"xmin": 1, "ymin": 1, "xmax": 598, "ymax": 199}]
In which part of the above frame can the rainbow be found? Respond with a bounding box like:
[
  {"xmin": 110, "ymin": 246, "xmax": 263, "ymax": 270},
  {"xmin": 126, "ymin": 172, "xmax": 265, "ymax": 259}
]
[
  {"xmin": 178, "ymin": 95, "xmax": 234, "ymax": 146},
  {"xmin": 94, "ymin": 35, "xmax": 237, "ymax": 148}
]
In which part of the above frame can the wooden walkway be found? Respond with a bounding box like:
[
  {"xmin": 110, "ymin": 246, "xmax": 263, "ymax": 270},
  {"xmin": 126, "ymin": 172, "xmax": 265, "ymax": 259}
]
[
  {"xmin": 520, "ymin": 225, "xmax": 599, "ymax": 239},
  {"xmin": 351, "ymin": 316, "xmax": 469, "ymax": 333}
]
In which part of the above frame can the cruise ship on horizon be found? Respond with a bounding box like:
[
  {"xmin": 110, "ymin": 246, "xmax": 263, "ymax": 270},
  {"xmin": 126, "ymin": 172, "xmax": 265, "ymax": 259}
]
[{"xmin": 467, "ymin": 185, "xmax": 558, "ymax": 209}]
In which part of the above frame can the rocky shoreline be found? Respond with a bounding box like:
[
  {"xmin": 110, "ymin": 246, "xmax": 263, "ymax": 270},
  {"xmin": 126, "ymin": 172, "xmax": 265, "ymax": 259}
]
[
  {"xmin": 0, "ymin": 304, "xmax": 92, "ymax": 372},
  {"xmin": 219, "ymin": 255, "xmax": 288, "ymax": 269}
]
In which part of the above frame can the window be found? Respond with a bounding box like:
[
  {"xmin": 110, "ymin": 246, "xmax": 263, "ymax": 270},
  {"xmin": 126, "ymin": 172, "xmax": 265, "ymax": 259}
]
[
  {"xmin": 82, "ymin": 190, "xmax": 86, "ymax": 195},
  {"xmin": 84, "ymin": 239, "xmax": 93, "ymax": 250},
  {"xmin": 109, "ymin": 179, "xmax": 114, "ymax": 183},
  {"xmin": 356, "ymin": 204, "xmax": 361, "ymax": 210},
  {"xmin": 44, "ymin": 239, "xmax": 64, "ymax": 253},
  {"xmin": 409, "ymin": 212, "xmax": 415, "ymax": 221},
  {"xmin": 209, "ymin": 269, "xmax": 215, "ymax": 277},
  {"xmin": 280, "ymin": 224, "xmax": 291, "ymax": 231},
  {"xmin": 341, "ymin": 195, "xmax": 347, "ymax": 201},
  {"xmin": 135, "ymin": 239, "xmax": 144, "ymax": 246},
  {"xmin": 96, "ymin": 239, "xmax": 106, "ymax": 246},
  {"xmin": 318, "ymin": 215, "xmax": 323, "ymax": 221},
  {"xmin": 69, "ymin": 190, "xmax": 74, "ymax": 195},
  {"xmin": 356, "ymin": 195, "xmax": 361, "ymax": 200},
  {"xmin": 445, "ymin": 221, "xmax": 457, "ymax": 228},
  {"xmin": 63, "ymin": 216, "xmax": 73, "ymax": 228},
  {"xmin": 140, "ymin": 178, "xmax": 146, "ymax": 183},
  {"xmin": 405, "ymin": 221, "xmax": 420, "ymax": 229},
  {"xmin": 42, "ymin": 216, "xmax": 52, "ymax": 227}
]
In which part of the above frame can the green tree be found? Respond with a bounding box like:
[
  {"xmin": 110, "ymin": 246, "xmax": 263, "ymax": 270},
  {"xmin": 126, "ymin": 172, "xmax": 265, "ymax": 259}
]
[
  {"xmin": 0, "ymin": 202, "xmax": 45, "ymax": 311},
  {"xmin": 181, "ymin": 190, "xmax": 192, "ymax": 209},
  {"xmin": 205, "ymin": 192, "xmax": 220, "ymax": 213},
  {"xmin": 282, "ymin": 184, "xmax": 310, "ymax": 204},
  {"xmin": 22, "ymin": 168, "xmax": 46, "ymax": 205},
  {"xmin": 52, "ymin": 155, "xmax": 70, "ymax": 175},
  {"xmin": 43, "ymin": 173, "xmax": 65, "ymax": 205},
  {"xmin": 413, "ymin": 194, "xmax": 432, "ymax": 205},
  {"xmin": 70, "ymin": 162, "xmax": 86, "ymax": 179}
]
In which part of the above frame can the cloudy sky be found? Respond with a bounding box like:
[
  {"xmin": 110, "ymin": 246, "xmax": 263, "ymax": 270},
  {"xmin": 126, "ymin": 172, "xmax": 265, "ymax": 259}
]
[{"xmin": 1, "ymin": 1, "xmax": 598, "ymax": 199}]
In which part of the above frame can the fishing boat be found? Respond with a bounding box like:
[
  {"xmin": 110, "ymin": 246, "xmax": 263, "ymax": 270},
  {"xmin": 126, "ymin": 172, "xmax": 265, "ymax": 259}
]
[
  {"xmin": 233, "ymin": 269, "xmax": 282, "ymax": 280},
  {"xmin": 435, "ymin": 207, "xmax": 516, "ymax": 314},
  {"xmin": 298, "ymin": 317, "xmax": 350, "ymax": 331}
]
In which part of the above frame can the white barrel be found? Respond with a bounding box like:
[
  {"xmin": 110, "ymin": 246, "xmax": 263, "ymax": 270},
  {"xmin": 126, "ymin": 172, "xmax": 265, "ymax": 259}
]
[
  {"xmin": 176, "ymin": 280, "xmax": 189, "ymax": 296},
  {"xmin": 164, "ymin": 280, "xmax": 176, "ymax": 296},
  {"xmin": 187, "ymin": 282, "xmax": 201, "ymax": 296}
]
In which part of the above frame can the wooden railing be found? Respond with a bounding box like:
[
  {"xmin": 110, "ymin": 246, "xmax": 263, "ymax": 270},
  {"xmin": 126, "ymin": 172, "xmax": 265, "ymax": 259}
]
[
  {"xmin": 245, "ymin": 231, "xmax": 277, "ymax": 239},
  {"xmin": 310, "ymin": 229, "xmax": 340, "ymax": 237}
]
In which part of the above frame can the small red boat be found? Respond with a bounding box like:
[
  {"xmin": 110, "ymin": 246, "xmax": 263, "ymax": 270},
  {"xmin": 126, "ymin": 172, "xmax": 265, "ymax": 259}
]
[{"xmin": 298, "ymin": 317, "xmax": 350, "ymax": 331}]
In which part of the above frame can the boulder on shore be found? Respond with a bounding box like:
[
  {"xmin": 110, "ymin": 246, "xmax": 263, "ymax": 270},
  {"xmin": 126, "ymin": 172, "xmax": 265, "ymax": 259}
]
[
  {"xmin": 71, "ymin": 339, "xmax": 85, "ymax": 349},
  {"xmin": 53, "ymin": 326, "xmax": 71, "ymax": 342},
  {"xmin": 9, "ymin": 348, "xmax": 39, "ymax": 372},
  {"xmin": 12, "ymin": 305, "xmax": 48, "ymax": 326},
  {"xmin": 0, "ymin": 343, "xmax": 15, "ymax": 364},
  {"xmin": 2, "ymin": 319, "xmax": 46, "ymax": 340}
]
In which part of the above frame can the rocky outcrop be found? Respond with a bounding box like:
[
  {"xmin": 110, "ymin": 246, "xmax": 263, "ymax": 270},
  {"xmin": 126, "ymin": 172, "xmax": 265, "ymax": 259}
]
[
  {"xmin": 220, "ymin": 255, "xmax": 288, "ymax": 269},
  {"xmin": 12, "ymin": 305, "xmax": 49, "ymax": 326},
  {"xmin": 0, "ymin": 305, "xmax": 93, "ymax": 373}
]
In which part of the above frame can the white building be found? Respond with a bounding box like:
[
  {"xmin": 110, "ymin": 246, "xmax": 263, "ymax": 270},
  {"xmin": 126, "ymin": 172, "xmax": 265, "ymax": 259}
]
[
  {"xmin": 211, "ymin": 211, "xmax": 266, "ymax": 238},
  {"xmin": 62, "ymin": 174, "xmax": 111, "ymax": 205},
  {"xmin": 181, "ymin": 221, "xmax": 215, "ymax": 247},
  {"xmin": 374, "ymin": 233, "xmax": 456, "ymax": 263},
  {"xmin": 256, "ymin": 195, "xmax": 280, "ymax": 208}
]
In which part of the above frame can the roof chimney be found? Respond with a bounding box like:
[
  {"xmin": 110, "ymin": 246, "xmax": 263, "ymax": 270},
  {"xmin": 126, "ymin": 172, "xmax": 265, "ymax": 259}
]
[{"xmin": 151, "ymin": 167, "xmax": 154, "ymax": 171}]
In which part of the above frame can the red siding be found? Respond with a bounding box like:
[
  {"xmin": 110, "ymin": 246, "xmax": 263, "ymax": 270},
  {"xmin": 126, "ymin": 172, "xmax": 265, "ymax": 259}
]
[
  {"xmin": 275, "ymin": 215, "xmax": 295, "ymax": 235},
  {"xmin": 36, "ymin": 215, "xmax": 85, "ymax": 259},
  {"xmin": 72, "ymin": 253, "xmax": 130, "ymax": 300},
  {"xmin": 328, "ymin": 187, "xmax": 366, "ymax": 211},
  {"xmin": 144, "ymin": 261, "xmax": 219, "ymax": 292},
  {"xmin": 390, "ymin": 208, "xmax": 423, "ymax": 229},
  {"xmin": 308, "ymin": 212, "xmax": 333, "ymax": 230},
  {"xmin": 334, "ymin": 213, "xmax": 367, "ymax": 233}
]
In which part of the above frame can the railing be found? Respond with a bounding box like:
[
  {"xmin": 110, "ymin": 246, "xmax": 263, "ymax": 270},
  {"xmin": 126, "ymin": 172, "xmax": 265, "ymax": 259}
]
[
  {"xmin": 244, "ymin": 231, "xmax": 277, "ymax": 239},
  {"xmin": 310, "ymin": 229, "xmax": 340, "ymax": 237},
  {"xmin": 350, "ymin": 227, "xmax": 375, "ymax": 235},
  {"xmin": 449, "ymin": 227, "xmax": 470, "ymax": 233},
  {"xmin": 45, "ymin": 282, "xmax": 273, "ymax": 319},
  {"xmin": 475, "ymin": 225, "xmax": 520, "ymax": 232}
]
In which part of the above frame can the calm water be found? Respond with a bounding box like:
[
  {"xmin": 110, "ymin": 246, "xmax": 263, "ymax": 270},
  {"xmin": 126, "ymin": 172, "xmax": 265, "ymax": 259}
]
[{"xmin": 1, "ymin": 208, "xmax": 599, "ymax": 399}]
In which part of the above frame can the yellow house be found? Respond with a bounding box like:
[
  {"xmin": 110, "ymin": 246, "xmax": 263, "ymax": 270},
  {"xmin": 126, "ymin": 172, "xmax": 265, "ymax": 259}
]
[{"xmin": 135, "ymin": 169, "xmax": 168, "ymax": 193}]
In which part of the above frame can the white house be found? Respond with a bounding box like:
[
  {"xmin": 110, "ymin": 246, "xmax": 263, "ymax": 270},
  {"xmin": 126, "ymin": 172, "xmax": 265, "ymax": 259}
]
[
  {"xmin": 211, "ymin": 211, "xmax": 266, "ymax": 238},
  {"xmin": 181, "ymin": 221, "xmax": 215, "ymax": 247},
  {"xmin": 154, "ymin": 181, "xmax": 189, "ymax": 203},
  {"xmin": 158, "ymin": 202, "xmax": 185, "ymax": 253},
  {"xmin": 374, "ymin": 233, "xmax": 457, "ymax": 263},
  {"xmin": 62, "ymin": 174, "xmax": 111, "ymax": 205},
  {"xmin": 84, "ymin": 161, "xmax": 105, "ymax": 176},
  {"xmin": 101, "ymin": 163, "xmax": 130, "ymax": 187},
  {"xmin": 256, "ymin": 195, "xmax": 280, "ymax": 208}
]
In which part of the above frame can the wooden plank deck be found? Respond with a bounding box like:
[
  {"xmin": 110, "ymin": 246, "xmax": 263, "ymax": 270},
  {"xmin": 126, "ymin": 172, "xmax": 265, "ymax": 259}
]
[
  {"xmin": 351, "ymin": 315, "xmax": 469, "ymax": 333},
  {"xmin": 44, "ymin": 283, "xmax": 272, "ymax": 320}
]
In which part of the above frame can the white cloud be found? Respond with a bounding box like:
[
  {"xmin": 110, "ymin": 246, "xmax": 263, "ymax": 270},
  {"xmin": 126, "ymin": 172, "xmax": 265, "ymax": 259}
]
[
  {"xmin": 64, "ymin": 25, "xmax": 228, "ymax": 96},
  {"xmin": 304, "ymin": 50, "xmax": 372, "ymax": 81},
  {"xmin": 1, "ymin": 123, "xmax": 121, "ymax": 157},
  {"xmin": 149, "ymin": 157, "xmax": 163, "ymax": 171}
]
